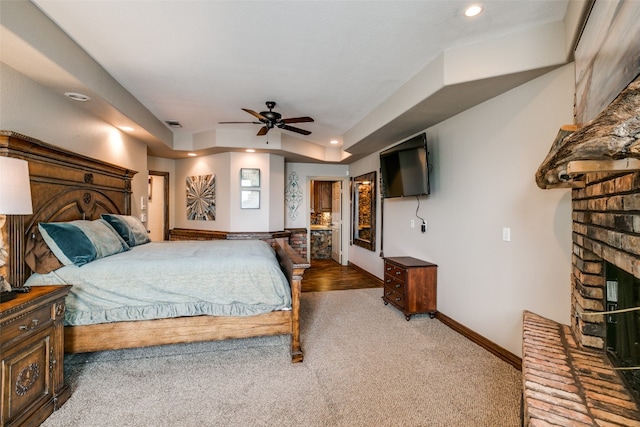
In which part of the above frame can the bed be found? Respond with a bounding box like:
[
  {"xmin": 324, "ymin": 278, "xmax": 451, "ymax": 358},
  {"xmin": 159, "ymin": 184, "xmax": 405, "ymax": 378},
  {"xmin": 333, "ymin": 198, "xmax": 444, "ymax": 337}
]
[{"xmin": 0, "ymin": 131, "xmax": 309, "ymax": 363}]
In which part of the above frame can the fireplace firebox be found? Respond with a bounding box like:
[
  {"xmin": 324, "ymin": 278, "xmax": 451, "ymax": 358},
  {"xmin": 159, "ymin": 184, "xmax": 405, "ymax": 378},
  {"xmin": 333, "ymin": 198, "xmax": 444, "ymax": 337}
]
[{"xmin": 606, "ymin": 261, "xmax": 640, "ymax": 402}]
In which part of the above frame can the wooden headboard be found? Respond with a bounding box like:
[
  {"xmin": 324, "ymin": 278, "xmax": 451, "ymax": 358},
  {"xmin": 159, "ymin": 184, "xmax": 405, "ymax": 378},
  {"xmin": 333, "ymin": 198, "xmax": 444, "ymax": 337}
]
[{"xmin": 0, "ymin": 131, "xmax": 137, "ymax": 287}]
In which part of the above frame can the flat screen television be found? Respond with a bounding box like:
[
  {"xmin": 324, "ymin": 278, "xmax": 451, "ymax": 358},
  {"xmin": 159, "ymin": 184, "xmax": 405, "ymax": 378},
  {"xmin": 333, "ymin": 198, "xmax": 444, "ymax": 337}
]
[{"xmin": 380, "ymin": 133, "xmax": 429, "ymax": 198}]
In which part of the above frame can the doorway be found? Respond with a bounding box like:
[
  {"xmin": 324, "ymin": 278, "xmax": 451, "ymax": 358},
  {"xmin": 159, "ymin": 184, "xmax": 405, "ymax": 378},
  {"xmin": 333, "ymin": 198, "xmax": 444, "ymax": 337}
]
[
  {"xmin": 148, "ymin": 170, "xmax": 170, "ymax": 241},
  {"xmin": 309, "ymin": 179, "xmax": 344, "ymax": 264}
]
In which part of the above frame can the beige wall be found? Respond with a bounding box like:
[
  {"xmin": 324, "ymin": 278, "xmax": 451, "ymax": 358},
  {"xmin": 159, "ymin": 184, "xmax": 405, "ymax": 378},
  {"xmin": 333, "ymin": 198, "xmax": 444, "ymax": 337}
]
[
  {"xmin": 349, "ymin": 64, "xmax": 576, "ymax": 357},
  {"xmin": 173, "ymin": 152, "xmax": 285, "ymax": 232},
  {"xmin": 0, "ymin": 63, "xmax": 149, "ymax": 219}
]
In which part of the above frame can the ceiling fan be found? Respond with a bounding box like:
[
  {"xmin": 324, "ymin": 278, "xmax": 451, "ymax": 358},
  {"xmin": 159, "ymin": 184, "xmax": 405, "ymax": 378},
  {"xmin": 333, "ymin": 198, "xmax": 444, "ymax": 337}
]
[{"xmin": 219, "ymin": 101, "xmax": 314, "ymax": 136}]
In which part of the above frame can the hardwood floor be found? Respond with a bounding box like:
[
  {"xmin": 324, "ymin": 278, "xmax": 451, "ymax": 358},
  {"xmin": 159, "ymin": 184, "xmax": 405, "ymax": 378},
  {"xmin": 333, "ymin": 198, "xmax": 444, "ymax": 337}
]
[{"xmin": 302, "ymin": 259, "xmax": 383, "ymax": 292}]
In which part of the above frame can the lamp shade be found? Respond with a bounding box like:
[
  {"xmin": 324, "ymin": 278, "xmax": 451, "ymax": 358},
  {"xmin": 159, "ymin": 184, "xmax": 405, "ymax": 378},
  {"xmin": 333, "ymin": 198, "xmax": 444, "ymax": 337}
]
[{"xmin": 0, "ymin": 156, "xmax": 33, "ymax": 215}]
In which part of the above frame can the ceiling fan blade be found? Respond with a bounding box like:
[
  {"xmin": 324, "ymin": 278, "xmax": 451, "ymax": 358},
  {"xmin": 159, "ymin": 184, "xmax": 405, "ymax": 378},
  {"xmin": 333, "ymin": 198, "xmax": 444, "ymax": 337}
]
[
  {"xmin": 257, "ymin": 126, "xmax": 269, "ymax": 136},
  {"xmin": 218, "ymin": 121, "xmax": 261, "ymax": 124},
  {"xmin": 281, "ymin": 116, "xmax": 314, "ymax": 124},
  {"xmin": 242, "ymin": 108, "xmax": 268, "ymax": 121},
  {"xmin": 280, "ymin": 124, "xmax": 311, "ymax": 135}
]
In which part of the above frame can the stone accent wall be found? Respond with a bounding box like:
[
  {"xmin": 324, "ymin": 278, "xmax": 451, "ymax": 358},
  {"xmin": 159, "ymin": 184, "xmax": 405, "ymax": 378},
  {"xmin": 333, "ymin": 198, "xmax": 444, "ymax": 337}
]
[
  {"xmin": 310, "ymin": 229, "xmax": 331, "ymax": 259},
  {"xmin": 571, "ymin": 171, "xmax": 640, "ymax": 349}
]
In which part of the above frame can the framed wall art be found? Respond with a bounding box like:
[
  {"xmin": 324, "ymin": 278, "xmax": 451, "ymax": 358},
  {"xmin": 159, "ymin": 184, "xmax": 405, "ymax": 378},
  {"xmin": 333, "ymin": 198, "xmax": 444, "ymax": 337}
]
[
  {"xmin": 240, "ymin": 168, "xmax": 260, "ymax": 187},
  {"xmin": 241, "ymin": 190, "xmax": 260, "ymax": 209},
  {"xmin": 186, "ymin": 174, "xmax": 216, "ymax": 220}
]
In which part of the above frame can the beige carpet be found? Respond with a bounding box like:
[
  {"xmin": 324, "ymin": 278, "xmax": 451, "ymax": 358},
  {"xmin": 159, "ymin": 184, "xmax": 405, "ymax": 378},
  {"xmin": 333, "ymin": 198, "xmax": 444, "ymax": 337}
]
[{"xmin": 42, "ymin": 288, "xmax": 522, "ymax": 426}]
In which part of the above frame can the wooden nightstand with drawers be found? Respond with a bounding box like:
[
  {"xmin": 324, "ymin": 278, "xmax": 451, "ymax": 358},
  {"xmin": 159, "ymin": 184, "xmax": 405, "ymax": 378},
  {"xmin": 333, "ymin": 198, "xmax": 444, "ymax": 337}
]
[
  {"xmin": 383, "ymin": 257, "xmax": 437, "ymax": 320},
  {"xmin": 1, "ymin": 285, "xmax": 71, "ymax": 427}
]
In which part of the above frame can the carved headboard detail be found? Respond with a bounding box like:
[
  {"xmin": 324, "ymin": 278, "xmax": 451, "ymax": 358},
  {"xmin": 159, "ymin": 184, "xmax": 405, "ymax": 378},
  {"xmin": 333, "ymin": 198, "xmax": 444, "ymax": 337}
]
[{"xmin": 0, "ymin": 131, "xmax": 137, "ymax": 287}]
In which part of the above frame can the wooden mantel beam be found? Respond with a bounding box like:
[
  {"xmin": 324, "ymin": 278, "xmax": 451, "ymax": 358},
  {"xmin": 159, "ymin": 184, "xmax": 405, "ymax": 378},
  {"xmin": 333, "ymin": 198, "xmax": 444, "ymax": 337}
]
[
  {"xmin": 566, "ymin": 158, "xmax": 640, "ymax": 175},
  {"xmin": 535, "ymin": 75, "xmax": 640, "ymax": 189}
]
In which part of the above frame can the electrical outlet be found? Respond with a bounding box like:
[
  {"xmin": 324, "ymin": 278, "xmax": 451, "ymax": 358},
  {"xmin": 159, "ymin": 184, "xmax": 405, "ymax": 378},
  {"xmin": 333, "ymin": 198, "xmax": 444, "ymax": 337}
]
[
  {"xmin": 502, "ymin": 227, "xmax": 511, "ymax": 242},
  {"xmin": 410, "ymin": 220, "xmax": 415, "ymax": 228}
]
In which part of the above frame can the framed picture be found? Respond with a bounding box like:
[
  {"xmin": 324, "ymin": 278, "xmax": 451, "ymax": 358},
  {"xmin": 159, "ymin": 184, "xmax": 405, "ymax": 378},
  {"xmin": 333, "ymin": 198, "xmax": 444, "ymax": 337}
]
[
  {"xmin": 241, "ymin": 190, "xmax": 260, "ymax": 209},
  {"xmin": 186, "ymin": 174, "xmax": 216, "ymax": 220},
  {"xmin": 240, "ymin": 168, "xmax": 260, "ymax": 187}
]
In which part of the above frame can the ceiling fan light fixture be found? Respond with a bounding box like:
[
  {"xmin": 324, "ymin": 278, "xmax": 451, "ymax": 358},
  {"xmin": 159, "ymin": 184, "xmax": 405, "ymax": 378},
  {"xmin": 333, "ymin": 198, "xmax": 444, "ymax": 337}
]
[{"xmin": 220, "ymin": 101, "xmax": 313, "ymax": 137}]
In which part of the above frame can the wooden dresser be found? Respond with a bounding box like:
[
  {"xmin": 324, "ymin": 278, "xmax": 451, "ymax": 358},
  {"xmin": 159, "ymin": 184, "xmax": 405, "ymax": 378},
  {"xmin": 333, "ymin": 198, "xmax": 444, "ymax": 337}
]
[
  {"xmin": 383, "ymin": 257, "xmax": 437, "ymax": 320},
  {"xmin": 1, "ymin": 286, "xmax": 71, "ymax": 427}
]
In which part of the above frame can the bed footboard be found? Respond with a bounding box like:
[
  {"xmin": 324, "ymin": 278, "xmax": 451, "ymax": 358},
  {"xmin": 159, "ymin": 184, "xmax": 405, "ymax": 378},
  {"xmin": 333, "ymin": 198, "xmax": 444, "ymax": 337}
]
[{"xmin": 274, "ymin": 238, "xmax": 310, "ymax": 363}]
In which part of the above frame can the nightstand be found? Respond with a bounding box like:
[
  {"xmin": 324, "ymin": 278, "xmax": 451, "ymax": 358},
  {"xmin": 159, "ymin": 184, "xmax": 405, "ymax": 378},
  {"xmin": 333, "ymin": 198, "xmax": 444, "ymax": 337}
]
[
  {"xmin": 383, "ymin": 257, "xmax": 437, "ymax": 320},
  {"xmin": 1, "ymin": 285, "xmax": 71, "ymax": 427}
]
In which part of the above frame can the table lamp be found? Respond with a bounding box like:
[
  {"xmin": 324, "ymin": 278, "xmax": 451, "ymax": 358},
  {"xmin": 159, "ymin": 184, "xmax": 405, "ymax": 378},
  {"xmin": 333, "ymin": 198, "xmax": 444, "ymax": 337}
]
[{"xmin": 0, "ymin": 156, "xmax": 33, "ymax": 302}]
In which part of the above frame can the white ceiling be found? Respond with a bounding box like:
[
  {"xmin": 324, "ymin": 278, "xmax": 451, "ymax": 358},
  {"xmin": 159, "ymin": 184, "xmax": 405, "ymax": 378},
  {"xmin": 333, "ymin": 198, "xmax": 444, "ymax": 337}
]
[{"xmin": 24, "ymin": 0, "xmax": 572, "ymax": 161}]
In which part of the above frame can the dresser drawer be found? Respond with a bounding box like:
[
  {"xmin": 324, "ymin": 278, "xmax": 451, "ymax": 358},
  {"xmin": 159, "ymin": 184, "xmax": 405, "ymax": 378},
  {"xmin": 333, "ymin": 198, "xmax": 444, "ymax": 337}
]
[
  {"xmin": 0, "ymin": 304, "xmax": 53, "ymax": 345},
  {"xmin": 383, "ymin": 286, "xmax": 406, "ymax": 309},
  {"xmin": 384, "ymin": 275, "xmax": 405, "ymax": 294},
  {"xmin": 384, "ymin": 262, "xmax": 406, "ymax": 282}
]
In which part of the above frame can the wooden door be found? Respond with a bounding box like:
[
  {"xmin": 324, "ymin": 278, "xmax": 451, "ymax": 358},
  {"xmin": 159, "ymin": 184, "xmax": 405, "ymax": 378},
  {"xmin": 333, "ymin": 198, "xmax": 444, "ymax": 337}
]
[{"xmin": 330, "ymin": 181, "xmax": 342, "ymax": 263}]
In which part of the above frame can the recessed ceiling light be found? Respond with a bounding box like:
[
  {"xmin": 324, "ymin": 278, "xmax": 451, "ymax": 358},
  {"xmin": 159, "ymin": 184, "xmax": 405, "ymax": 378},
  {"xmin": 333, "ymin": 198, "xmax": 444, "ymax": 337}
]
[
  {"xmin": 119, "ymin": 126, "xmax": 134, "ymax": 132},
  {"xmin": 246, "ymin": 149, "xmax": 256, "ymax": 153},
  {"xmin": 64, "ymin": 92, "xmax": 91, "ymax": 102},
  {"xmin": 187, "ymin": 153, "xmax": 197, "ymax": 157},
  {"xmin": 330, "ymin": 140, "xmax": 339, "ymax": 145},
  {"xmin": 464, "ymin": 4, "xmax": 483, "ymax": 17}
]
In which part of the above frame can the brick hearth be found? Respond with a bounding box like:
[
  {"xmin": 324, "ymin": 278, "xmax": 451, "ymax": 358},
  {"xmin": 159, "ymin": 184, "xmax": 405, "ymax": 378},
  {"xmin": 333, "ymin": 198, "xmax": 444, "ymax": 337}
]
[{"xmin": 523, "ymin": 311, "xmax": 640, "ymax": 426}]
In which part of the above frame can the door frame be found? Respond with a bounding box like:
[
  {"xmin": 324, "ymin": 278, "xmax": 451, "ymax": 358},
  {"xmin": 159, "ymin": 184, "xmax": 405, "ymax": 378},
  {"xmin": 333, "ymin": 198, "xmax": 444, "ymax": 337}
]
[
  {"xmin": 149, "ymin": 170, "xmax": 170, "ymax": 241},
  {"xmin": 307, "ymin": 175, "xmax": 350, "ymax": 265}
]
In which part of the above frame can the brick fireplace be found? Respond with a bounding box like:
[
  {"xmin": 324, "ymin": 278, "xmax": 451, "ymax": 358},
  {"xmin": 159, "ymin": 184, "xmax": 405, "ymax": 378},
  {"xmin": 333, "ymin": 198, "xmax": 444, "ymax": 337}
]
[
  {"xmin": 522, "ymin": 171, "xmax": 640, "ymax": 426},
  {"xmin": 571, "ymin": 171, "xmax": 640, "ymax": 351}
]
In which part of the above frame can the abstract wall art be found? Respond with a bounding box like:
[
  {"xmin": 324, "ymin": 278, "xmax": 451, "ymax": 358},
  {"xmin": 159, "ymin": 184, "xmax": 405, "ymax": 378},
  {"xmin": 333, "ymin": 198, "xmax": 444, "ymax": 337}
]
[{"xmin": 186, "ymin": 174, "xmax": 216, "ymax": 220}]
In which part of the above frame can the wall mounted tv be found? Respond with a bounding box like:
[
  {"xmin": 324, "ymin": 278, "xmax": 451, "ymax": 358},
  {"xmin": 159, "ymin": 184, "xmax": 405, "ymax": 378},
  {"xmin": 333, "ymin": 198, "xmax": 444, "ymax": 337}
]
[{"xmin": 380, "ymin": 133, "xmax": 430, "ymax": 198}]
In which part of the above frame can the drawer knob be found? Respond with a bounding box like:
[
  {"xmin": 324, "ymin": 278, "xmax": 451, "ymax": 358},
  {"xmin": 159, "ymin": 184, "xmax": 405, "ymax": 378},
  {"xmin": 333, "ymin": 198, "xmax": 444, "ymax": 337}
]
[
  {"xmin": 395, "ymin": 297, "xmax": 401, "ymax": 302},
  {"xmin": 386, "ymin": 266, "xmax": 391, "ymax": 271},
  {"xmin": 395, "ymin": 271, "xmax": 401, "ymax": 275},
  {"xmin": 386, "ymin": 291, "xmax": 392, "ymax": 296},
  {"xmin": 19, "ymin": 319, "xmax": 38, "ymax": 331},
  {"xmin": 386, "ymin": 279, "xmax": 391, "ymax": 283},
  {"xmin": 395, "ymin": 284, "xmax": 401, "ymax": 288}
]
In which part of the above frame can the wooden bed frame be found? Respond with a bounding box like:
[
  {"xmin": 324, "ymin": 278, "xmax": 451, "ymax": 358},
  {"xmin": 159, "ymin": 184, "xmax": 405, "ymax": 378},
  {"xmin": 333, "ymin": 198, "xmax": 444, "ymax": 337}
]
[{"xmin": 0, "ymin": 131, "xmax": 309, "ymax": 363}]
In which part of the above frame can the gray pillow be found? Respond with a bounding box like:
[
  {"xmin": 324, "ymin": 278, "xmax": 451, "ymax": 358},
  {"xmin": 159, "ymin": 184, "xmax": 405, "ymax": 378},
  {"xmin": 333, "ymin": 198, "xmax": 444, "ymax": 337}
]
[
  {"xmin": 100, "ymin": 214, "xmax": 151, "ymax": 247},
  {"xmin": 72, "ymin": 219, "xmax": 130, "ymax": 258}
]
